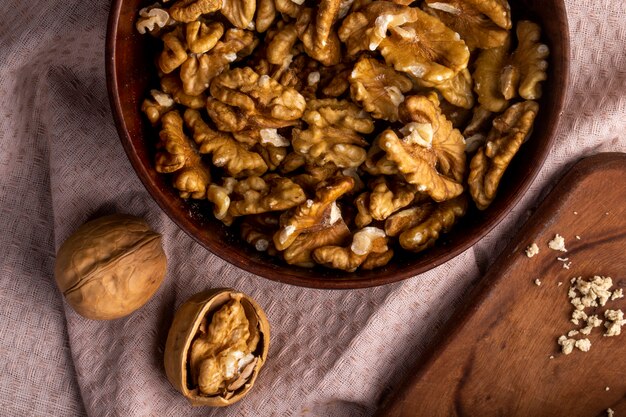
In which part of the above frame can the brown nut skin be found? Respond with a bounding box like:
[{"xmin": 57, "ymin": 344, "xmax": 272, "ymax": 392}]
[
  {"xmin": 164, "ymin": 288, "xmax": 270, "ymax": 407},
  {"xmin": 54, "ymin": 214, "xmax": 166, "ymax": 320}
]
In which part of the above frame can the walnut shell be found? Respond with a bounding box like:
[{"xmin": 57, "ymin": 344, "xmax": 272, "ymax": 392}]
[
  {"xmin": 164, "ymin": 288, "xmax": 270, "ymax": 406},
  {"xmin": 54, "ymin": 214, "xmax": 167, "ymax": 320}
]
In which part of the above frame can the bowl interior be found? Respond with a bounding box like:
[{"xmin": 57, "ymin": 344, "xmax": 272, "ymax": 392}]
[{"xmin": 106, "ymin": 0, "xmax": 569, "ymax": 289}]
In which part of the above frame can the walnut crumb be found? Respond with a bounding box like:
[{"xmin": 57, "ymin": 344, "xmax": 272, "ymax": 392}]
[
  {"xmin": 548, "ymin": 234, "xmax": 567, "ymax": 252},
  {"xmin": 605, "ymin": 386, "xmax": 610, "ymax": 391},
  {"xmin": 574, "ymin": 338, "xmax": 591, "ymax": 352},
  {"xmin": 534, "ymin": 279, "xmax": 542, "ymax": 286},
  {"xmin": 575, "ymin": 235, "xmax": 581, "ymax": 240},
  {"xmin": 612, "ymin": 289, "xmax": 624, "ymax": 300},
  {"xmin": 549, "ymin": 355, "xmax": 554, "ymax": 359},
  {"xmin": 525, "ymin": 243, "xmax": 539, "ymax": 258},
  {"xmin": 557, "ymin": 336, "xmax": 575, "ymax": 355},
  {"xmin": 563, "ymin": 262, "xmax": 572, "ymax": 269},
  {"xmin": 557, "ymin": 282, "xmax": 563, "ymax": 287},
  {"xmin": 604, "ymin": 309, "xmax": 625, "ymax": 337},
  {"xmin": 607, "ymin": 408, "xmax": 614, "ymax": 417}
]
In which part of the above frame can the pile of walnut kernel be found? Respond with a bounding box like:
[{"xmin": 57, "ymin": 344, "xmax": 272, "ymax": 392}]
[{"xmin": 136, "ymin": 0, "xmax": 549, "ymax": 272}]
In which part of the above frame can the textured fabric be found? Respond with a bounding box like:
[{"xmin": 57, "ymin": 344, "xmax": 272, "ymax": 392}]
[{"xmin": 0, "ymin": 1, "xmax": 625, "ymax": 416}]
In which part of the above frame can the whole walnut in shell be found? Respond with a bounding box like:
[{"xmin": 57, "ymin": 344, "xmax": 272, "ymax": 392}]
[
  {"xmin": 164, "ymin": 288, "xmax": 270, "ymax": 406},
  {"xmin": 54, "ymin": 214, "xmax": 167, "ymax": 320}
]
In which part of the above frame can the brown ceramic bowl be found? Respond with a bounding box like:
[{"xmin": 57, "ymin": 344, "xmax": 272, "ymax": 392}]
[{"xmin": 106, "ymin": 1, "xmax": 569, "ymax": 289}]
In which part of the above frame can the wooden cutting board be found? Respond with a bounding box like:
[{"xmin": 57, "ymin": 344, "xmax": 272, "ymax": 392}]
[{"xmin": 375, "ymin": 153, "xmax": 626, "ymax": 417}]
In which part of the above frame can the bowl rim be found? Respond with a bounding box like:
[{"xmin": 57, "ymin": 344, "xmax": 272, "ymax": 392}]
[{"xmin": 105, "ymin": 0, "xmax": 571, "ymax": 289}]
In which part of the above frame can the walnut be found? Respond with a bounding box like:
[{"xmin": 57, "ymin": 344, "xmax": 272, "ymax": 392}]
[
  {"xmin": 207, "ymin": 178, "xmax": 237, "ymax": 224},
  {"xmin": 283, "ymin": 220, "xmax": 351, "ymax": 267},
  {"xmin": 413, "ymin": 68, "xmax": 474, "ymax": 109},
  {"xmin": 314, "ymin": 0, "xmax": 342, "ymax": 50},
  {"xmin": 169, "ymin": 0, "xmax": 222, "ymax": 23},
  {"xmin": 266, "ymin": 22, "xmax": 299, "ymax": 65},
  {"xmin": 155, "ymin": 111, "xmax": 211, "ymax": 199},
  {"xmin": 338, "ymin": 2, "xmax": 420, "ymax": 56},
  {"xmin": 207, "ymin": 67, "xmax": 306, "ymax": 132},
  {"xmin": 468, "ymin": 101, "xmax": 539, "ymax": 210},
  {"xmin": 474, "ymin": 21, "xmax": 549, "ymax": 110},
  {"xmin": 312, "ymin": 227, "xmax": 392, "ymax": 272},
  {"xmin": 349, "ymin": 56, "xmax": 413, "ymax": 121},
  {"xmin": 274, "ymin": 176, "xmax": 354, "ymax": 251},
  {"xmin": 185, "ymin": 21, "xmax": 224, "ymax": 54},
  {"xmin": 295, "ymin": 7, "xmax": 342, "ymax": 66},
  {"xmin": 54, "ymin": 214, "xmax": 166, "ymax": 320},
  {"xmin": 220, "ymin": 0, "xmax": 256, "ymax": 29},
  {"xmin": 369, "ymin": 176, "xmax": 417, "ymax": 221},
  {"xmin": 292, "ymin": 98, "xmax": 374, "ymax": 168},
  {"xmin": 141, "ymin": 89, "xmax": 175, "ymax": 125},
  {"xmin": 160, "ymin": 74, "xmax": 206, "ymax": 109},
  {"xmin": 255, "ymin": 0, "xmax": 276, "ymax": 32},
  {"xmin": 228, "ymin": 175, "xmax": 306, "ymax": 216},
  {"xmin": 375, "ymin": 8, "xmax": 470, "ymax": 83},
  {"xmin": 385, "ymin": 202, "xmax": 435, "ymax": 237},
  {"xmin": 181, "ymin": 28, "xmax": 258, "ymax": 96},
  {"xmin": 399, "ymin": 195, "xmax": 467, "ymax": 252},
  {"xmin": 506, "ymin": 21, "xmax": 550, "ymax": 100},
  {"xmin": 399, "ymin": 94, "xmax": 466, "ymax": 182},
  {"xmin": 136, "ymin": 5, "xmax": 171, "ymax": 35},
  {"xmin": 184, "ymin": 109, "xmax": 268, "ymax": 177},
  {"xmin": 158, "ymin": 27, "xmax": 188, "ymax": 74},
  {"xmin": 424, "ymin": 0, "xmax": 510, "ymax": 49},
  {"xmin": 372, "ymin": 94, "xmax": 464, "ymax": 202}
]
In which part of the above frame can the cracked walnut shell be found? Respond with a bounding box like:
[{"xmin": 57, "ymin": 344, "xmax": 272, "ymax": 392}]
[
  {"xmin": 164, "ymin": 288, "xmax": 270, "ymax": 406},
  {"xmin": 54, "ymin": 214, "xmax": 166, "ymax": 320}
]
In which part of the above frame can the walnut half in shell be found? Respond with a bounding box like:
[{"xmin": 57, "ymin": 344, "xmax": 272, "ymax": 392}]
[{"xmin": 164, "ymin": 288, "xmax": 270, "ymax": 406}]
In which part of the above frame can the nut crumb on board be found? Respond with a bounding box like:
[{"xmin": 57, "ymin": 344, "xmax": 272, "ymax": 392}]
[
  {"xmin": 605, "ymin": 386, "xmax": 610, "ymax": 391},
  {"xmin": 525, "ymin": 243, "xmax": 539, "ymax": 258},
  {"xmin": 607, "ymin": 408, "xmax": 614, "ymax": 417},
  {"xmin": 534, "ymin": 278, "xmax": 542, "ymax": 286},
  {"xmin": 604, "ymin": 309, "xmax": 625, "ymax": 337},
  {"xmin": 575, "ymin": 235, "xmax": 581, "ymax": 240},
  {"xmin": 548, "ymin": 234, "xmax": 567, "ymax": 252},
  {"xmin": 556, "ymin": 276, "xmax": 624, "ymax": 354}
]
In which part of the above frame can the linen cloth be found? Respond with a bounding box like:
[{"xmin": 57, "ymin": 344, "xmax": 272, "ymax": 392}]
[{"xmin": 0, "ymin": 1, "xmax": 625, "ymax": 415}]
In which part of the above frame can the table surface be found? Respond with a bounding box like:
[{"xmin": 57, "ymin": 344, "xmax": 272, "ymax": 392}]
[{"xmin": 1, "ymin": 1, "xmax": 625, "ymax": 416}]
